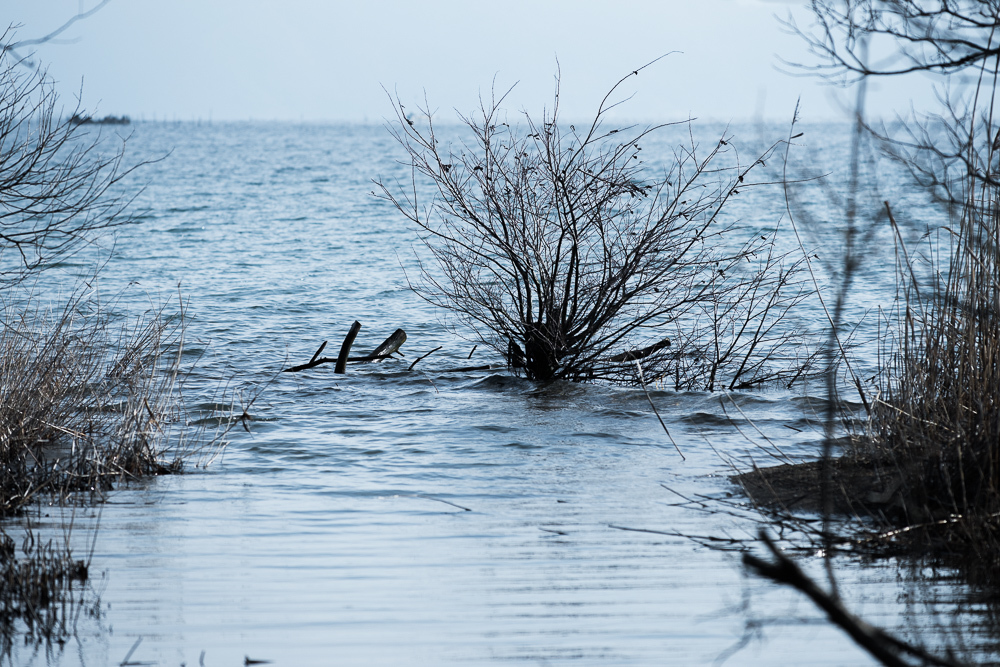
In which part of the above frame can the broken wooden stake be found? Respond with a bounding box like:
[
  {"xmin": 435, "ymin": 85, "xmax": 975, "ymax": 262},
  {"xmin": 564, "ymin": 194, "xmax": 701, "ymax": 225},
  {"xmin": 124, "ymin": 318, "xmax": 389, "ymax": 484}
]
[
  {"xmin": 335, "ymin": 321, "xmax": 362, "ymax": 374},
  {"xmin": 467, "ymin": 345, "xmax": 477, "ymax": 359}
]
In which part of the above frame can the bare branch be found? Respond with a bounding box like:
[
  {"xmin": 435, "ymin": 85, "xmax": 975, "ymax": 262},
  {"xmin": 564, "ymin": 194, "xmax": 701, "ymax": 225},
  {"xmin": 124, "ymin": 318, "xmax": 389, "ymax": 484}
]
[
  {"xmin": 3, "ymin": 3, "xmax": 113, "ymax": 70},
  {"xmin": 0, "ymin": 29, "xmax": 144, "ymax": 286}
]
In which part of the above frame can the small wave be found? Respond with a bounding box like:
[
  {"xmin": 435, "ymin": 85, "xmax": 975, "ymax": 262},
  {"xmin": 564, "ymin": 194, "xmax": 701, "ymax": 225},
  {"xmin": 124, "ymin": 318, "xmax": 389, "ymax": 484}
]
[
  {"xmin": 596, "ymin": 408, "xmax": 647, "ymax": 419},
  {"xmin": 475, "ymin": 424, "xmax": 517, "ymax": 434},
  {"xmin": 679, "ymin": 411, "xmax": 741, "ymax": 426},
  {"xmin": 572, "ymin": 431, "xmax": 626, "ymax": 440},
  {"xmin": 502, "ymin": 442, "xmax": 543, "ymax": 449},
  {"xmin": 165, "ymin": 205, "xmax": 210, "ymax": 213}
]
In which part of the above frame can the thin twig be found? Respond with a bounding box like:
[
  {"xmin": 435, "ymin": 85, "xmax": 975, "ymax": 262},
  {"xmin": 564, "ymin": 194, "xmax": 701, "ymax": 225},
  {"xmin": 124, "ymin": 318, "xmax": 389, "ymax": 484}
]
[
  {"xmin": 411, "ymin": 494, "xmax": 471, "ymax": 512},
  {"xmin": 309, "ymin": 341, "xmax": 328, "ymax": 365},
  {"xmin": 635, "ymin": 360, "xmax": 684, "ymax": 460},
  {"xmin": 120, "ymin": 636, "xmax": 143, "ymax": 666},
  {"xmin": 408, "ymin": 346, "xmax": 442, "ymax": 371}
]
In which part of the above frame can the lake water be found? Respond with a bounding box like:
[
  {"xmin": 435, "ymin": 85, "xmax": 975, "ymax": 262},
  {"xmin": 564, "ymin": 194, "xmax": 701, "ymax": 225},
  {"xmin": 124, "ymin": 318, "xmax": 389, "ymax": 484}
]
[{"xmin": 5, "ymin": 121, "xmax": 986, "ymax": 666}]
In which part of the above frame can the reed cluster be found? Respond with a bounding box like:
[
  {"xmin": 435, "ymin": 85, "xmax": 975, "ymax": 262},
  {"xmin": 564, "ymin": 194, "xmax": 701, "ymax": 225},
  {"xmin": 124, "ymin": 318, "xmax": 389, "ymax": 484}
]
[
  {"xmin": 0, "ymin": 525, "xmax": 92, "ymax": 646},
  {"xmin": 0, "ymin": 286, "xmax": 229, "ymax": 645},
  {"xmin": 861, "ymin": 185, "xmax": 1000, "ymax": 567},
  {"xmin": 0, "ymin": 289, "xmax": 205, "ymax": 517},
  {"xmin": 738, "ymin": 158, "xmax": 1000, "ymax": 667}
]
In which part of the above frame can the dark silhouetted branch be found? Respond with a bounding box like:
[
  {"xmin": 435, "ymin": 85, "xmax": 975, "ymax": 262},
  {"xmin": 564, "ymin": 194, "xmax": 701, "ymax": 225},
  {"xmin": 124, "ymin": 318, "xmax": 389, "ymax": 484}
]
[
  {"xmin": 744, "ymin": 530, "xmax": 963, "ymax": 667},
  {"xmin": 282, "ymin": 330, "xmax": 408, "ymax": 373},
  {"xmin": 608, "ymin": 337, "xmax": 671, "ymax": 363},
  {"xmin": 309, "ymin": 341, "xmax": 327, "ymax": 365},
  {"xmin": 0, "ymin": 28, "xmax": 147, "ymax": 286},
  {"xmin": 408, "ymin": 346, "xmax": 442, "ymax": 371},
  {"xmin": 3, "ymin": 1, "xmax": 113, "ymax": 71}
]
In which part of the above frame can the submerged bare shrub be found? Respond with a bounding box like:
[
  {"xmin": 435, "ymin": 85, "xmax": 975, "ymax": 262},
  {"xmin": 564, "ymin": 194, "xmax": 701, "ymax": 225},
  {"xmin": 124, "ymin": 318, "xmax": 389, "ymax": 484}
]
[{"xmin": 378, "ymin": 68, "xmax": 818, "ymax": 387}]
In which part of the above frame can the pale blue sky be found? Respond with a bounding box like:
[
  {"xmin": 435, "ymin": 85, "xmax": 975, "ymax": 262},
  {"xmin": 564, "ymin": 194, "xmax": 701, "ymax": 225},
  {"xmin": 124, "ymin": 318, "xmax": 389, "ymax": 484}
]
[{"xmin": 7, "ymin": 1, "xmax": 932, "ymax": 123}]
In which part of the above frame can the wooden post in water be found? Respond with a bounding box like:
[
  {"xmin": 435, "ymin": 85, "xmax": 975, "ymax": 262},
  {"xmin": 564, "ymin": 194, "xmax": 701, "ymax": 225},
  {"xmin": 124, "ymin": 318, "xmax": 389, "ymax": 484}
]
[{"xmin": 335, "ymin": 321, "xmax": 362, "ymax": 374}]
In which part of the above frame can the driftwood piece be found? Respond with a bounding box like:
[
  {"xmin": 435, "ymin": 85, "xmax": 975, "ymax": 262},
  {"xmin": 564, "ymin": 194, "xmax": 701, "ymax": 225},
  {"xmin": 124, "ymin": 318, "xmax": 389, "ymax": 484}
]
[
  {"xmin": 283, "ymin": 351, "xmax": 399, "ymax": 373},
  {"xmin": 283, "ymin": 327, "xmax": 408, "ymax": 373},
  {"xmin": 347, "ymin": 352, "xmax": 396, "ymax": 362},
  {"xmin": 368, "ymin": 329, "xmax": 406, "ymax": 360},
  {"xmin": 282, "ymin": 330, "xmax": 496, "ymax": 375},
  {"xmin": 608, "ymin": 337, "xmax": 671, "ymax": 363},
  {"xmin": 335, "ymin": 321, "xmax": 362, "ymax": 374}
]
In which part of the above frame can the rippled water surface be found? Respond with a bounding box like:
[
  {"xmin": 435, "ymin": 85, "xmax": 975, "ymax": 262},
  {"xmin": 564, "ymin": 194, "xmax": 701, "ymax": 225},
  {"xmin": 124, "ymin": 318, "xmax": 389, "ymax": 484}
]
[{"xmin": 6, "ymin": 122, "xmax": 975, "ymax": 665}]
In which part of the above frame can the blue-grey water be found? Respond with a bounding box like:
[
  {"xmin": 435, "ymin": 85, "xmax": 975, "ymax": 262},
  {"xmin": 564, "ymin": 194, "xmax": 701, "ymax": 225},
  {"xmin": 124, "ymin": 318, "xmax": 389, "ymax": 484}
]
[{"xmin": 5, "ymin": 121, "xmax": 980, "ymax": 666}]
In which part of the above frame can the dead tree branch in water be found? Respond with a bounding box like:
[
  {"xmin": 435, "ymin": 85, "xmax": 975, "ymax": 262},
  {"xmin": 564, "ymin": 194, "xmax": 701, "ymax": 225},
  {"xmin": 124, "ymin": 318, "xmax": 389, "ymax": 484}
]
[{"xmin": 283, "ymin": 327, "xmax": 408, "ymax": 373}]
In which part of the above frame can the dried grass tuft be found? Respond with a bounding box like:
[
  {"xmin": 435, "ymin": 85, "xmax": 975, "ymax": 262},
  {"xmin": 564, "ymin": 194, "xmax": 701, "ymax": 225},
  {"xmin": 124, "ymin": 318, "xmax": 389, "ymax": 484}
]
[
  {"xmin": 859, "ymin": 186, "xmax": 1000, "ymax": 562},
  {"xmin": 0, "ymin": 285, "xmax": 238, "ymax": 645}
]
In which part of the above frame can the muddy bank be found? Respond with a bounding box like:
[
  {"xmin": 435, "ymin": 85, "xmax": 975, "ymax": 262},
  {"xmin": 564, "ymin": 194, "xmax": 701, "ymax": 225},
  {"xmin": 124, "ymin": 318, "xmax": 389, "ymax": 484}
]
[{"xmin": 731, "ymin": 445, "xmax": 918, "ymax": 520}]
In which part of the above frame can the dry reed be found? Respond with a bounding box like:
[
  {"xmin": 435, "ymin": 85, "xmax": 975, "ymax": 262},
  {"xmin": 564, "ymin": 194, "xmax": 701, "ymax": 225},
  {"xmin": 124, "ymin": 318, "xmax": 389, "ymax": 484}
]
[
  {"xmin": 0, "ymin": 284, "xmax": 236, "ymax": 646},
  {"xmin": 859, "ymin": 182, "xmax": 1000, "ymax": 563}
]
